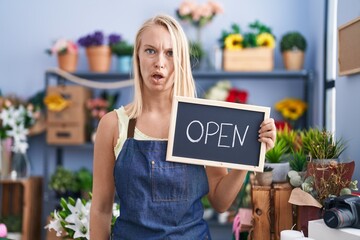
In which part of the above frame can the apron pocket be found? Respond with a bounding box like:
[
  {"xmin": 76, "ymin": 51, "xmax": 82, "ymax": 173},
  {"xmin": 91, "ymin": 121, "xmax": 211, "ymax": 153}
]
[{"xmin": 151, "ymin": 162, "xmax": 188, "ymax": 202}]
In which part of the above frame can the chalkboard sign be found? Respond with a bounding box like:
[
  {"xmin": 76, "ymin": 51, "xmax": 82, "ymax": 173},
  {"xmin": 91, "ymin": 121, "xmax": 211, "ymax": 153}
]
[{"xmin": 166, "ymin": 96, "xmax": 270, "ymax": 172}]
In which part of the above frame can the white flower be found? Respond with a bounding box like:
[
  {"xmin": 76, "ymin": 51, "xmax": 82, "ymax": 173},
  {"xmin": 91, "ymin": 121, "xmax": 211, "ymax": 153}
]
[
  {"xmin": 0, "ymin": 107, "xmax": 16, "ymax": 127},
  {"xmin": 113, "ymin": 203, "xmax": 120, "ymax": 218},
  {"xmin": 65, "ymin": 217, "xmax": 90, "ymax": 239},
  {"xmin": 65, "ymin": 198, "xmax": 90, "ymax": 223},
  {"xmin": 45, "ymin": 210, "xmax": 64, "ymax": 237}
]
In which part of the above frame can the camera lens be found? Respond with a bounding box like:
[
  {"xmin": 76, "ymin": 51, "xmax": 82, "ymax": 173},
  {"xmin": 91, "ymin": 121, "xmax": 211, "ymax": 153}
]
[{"xmin": 324, "ymin": 208, "xmax": 355, "ymax": 228}]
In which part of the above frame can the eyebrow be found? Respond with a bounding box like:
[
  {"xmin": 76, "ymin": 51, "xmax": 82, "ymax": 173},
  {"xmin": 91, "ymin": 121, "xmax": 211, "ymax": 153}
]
[{"xmin": 143, "ymin": 44, "xmax": 173, "ymax": 51}]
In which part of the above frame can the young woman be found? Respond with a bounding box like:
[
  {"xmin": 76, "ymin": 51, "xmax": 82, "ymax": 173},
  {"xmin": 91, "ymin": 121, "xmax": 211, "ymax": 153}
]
[{"xmin": 90, "ymin": 14, "xmax": 276, "ymax": 239}]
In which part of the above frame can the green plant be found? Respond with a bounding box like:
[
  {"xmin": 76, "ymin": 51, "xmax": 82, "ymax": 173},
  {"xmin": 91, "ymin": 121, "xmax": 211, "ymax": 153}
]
[
  {"xmin": 49, "ymin": 166, "xmax": 79, "ymax": 194},
  {"xmin": 76, "ymin": 168, "xmax": 93, "ymax": 193},
  {"xmin": 189, "ymin": 41, "xmax": 205, "ymax": 62},
  {"xmin": 265, "ymin": 138, "xmax": 288, "ymax": 163},
  {"xmin": 301, "ymin": 128, "xmax": 347, "ymax": 160},
  {"xmin": 289, "ymin": 149, "xmax": 308, "ymax": 172},
  {"xmin": 280, "ymin": 32, "xmax": 307, "ymax": 52},
  {"xmin": 276, "ymin": 126, "xmax": 301, "ymax": 154},
  {"xmin": 0, "ymin": 215, "xmax": 22, "ymax": 232},
  {"xmin": 110, "ymin": 41, "xmax": 134, "ymax": 56}
]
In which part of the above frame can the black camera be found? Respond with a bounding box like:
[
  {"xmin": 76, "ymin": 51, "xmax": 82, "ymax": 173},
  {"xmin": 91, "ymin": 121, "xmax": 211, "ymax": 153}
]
[{"xmin": 323, "ymin": 195, "xmax": 360, "ymax": 229}]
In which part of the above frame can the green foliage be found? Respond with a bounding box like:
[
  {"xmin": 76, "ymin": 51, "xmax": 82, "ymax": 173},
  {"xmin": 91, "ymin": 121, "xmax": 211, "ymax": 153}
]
[
  {"xmin": 189, "ymin": 41, "xmax": 204, "ymax": 61},
  {"xmin": 49, "ymin": 166, "xmax": 79, "ymax": 193},
  {"xmin": 76, "ymin": 167, "xmax": 93, "ymax": 192},
  {"xmin": 280, "ymin": 32, "xmax": 307, "ymax": 52},
  {"xmin": 110, "ymin": 41, "xmax": 134, "ymax": 56},
  {"xmin": 289, "ymin": 149, "xmax": 308, "ymax": 171},
  {"xmin": 201, "ymin": 195, "xmax": 211, "ymax": 209},
  {"xmin": 0, "ymin": 215, "xmax": 22, "ymax": 232},
  {"xmin": 49, "ymin": 167, "xmax": 93, "ymax": 194},
  {"xmin": 276, "ymin": 127, "xmax": 300, "ymax": 154},
  {"xmin": 265, "ymin": 138, "xmax": 288, "ymax": 163},
  {"xmin": 301, "ymin": 128, "xmax": 347, "ymax": 160}
]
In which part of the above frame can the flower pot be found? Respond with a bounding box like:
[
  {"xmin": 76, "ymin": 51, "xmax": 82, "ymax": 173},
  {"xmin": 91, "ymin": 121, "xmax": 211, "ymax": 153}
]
[
  {"xmin": 57, "ymin": 52, "xmax": 78, "ymax": 72},
  {"xmin": 265, "ymin": 162, "xmax": 290, "ymax": 183},
  {"xmin": 86, "ymin": 46, "xmax": 111, "ymax": 72},
  {"xmin": 296, "ymin": 205, "xmax": 323, "ymax": 237},
  {"xmin": 282, "ymin": 50, "xmax": 304, "ymax": 70},
  {"xmin": 117, "ymin": 55, "xmax": 132, "ymax": 73},
  {"xmin": 255, "ymin": 171, "xmax": 273, "ymax": 186}
]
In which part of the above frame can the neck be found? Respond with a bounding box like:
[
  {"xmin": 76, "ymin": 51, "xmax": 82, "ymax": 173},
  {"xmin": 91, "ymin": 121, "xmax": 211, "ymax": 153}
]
[{"xmin": 142, "ymin": 90, "xmax": 172, "ymax": 113}]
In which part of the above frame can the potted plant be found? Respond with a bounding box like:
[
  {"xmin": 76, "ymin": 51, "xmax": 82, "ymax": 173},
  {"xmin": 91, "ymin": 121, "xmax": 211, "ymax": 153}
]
[
  {"xmin": 280, "ymin": 32, "xmax": 307, "ymax": 70},
  {"xmin": 76, "ymin": 167, "xmax": 93, "ymax": 200},
  {"xmin": 219, "ymin": 21, "xmax": 276, "ymax": 71},
  {"xmin": 110, "ymin": 40, "xmax": 134, "ymax": 73},
  {"xmin": 255, "ymin": 166, "xmax": 273, "ymax": 186},
  {"xmin": 265, "ymin": 138, "xmax": 289, "ymax": 182},
  {"xmin": 78, "ymin": 31, "xmax": 121, "ymax": 72},
  {"xmin": 46, "ymin": 39, "xmax": 78, "ymax": 72},
  {"xmin": 289, "ymin": 149, "xmax": 308, "ymax": 173},
  {"xmin": 49, "ymin": 166, "xmax": 80, "ymax": 199},
  {"xmin": 300, "ymin": 128, "xmax": 347, "ymax": 162}
]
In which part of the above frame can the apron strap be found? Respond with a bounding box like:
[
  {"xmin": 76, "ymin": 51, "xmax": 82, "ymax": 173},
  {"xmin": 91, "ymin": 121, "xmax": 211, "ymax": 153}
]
[{"xmin": 127, "ymin": 118, "xmax": 136, "ymax": 138}]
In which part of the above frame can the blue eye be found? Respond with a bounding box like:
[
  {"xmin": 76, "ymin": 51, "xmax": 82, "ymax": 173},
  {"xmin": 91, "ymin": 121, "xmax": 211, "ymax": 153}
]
[{"xmin": 145, "ymin": 49, "xmax": 155, "ymax": 54}]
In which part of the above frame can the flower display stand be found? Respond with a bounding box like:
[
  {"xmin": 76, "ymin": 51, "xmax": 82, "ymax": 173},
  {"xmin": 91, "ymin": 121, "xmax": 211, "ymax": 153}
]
[
  {"xmin": 0, "ymin": 177, "xmax": 42, "ymax": 240},
  {"xmin": 250, "ymin": 183, "xmax": 293, "ymax": 240}
]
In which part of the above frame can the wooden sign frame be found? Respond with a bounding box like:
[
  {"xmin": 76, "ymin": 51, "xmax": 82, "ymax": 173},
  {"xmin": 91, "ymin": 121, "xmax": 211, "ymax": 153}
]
[
  {"xmin": 338, "ymin": 16, "xmax": 360, "ymax": 76},
  {"xmin": 166, "ymin": 96, "xmax": 270, "ymax": 172}
]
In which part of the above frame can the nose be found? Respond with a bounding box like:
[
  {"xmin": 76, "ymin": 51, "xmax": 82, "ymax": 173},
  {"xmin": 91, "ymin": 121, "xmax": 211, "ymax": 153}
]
[{"xmin": 155, "ymin": 54, "xmax": 165, "ymax": 69}]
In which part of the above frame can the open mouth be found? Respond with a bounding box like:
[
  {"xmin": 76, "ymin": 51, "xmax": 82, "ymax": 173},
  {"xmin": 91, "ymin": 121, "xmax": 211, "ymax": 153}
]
[{"xmin": 152, "ymin": 73, "xmax": 164, "ymax": 81}]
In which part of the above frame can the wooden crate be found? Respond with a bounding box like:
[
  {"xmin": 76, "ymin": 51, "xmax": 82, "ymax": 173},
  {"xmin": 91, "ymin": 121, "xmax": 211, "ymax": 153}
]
[
  {"xmin": 250, "ymin": 183, "xmax": 293, "ymax": 240},
  {"xmin": 223, "ymin": 47, "xmax": 274, "ymax": 72},
  {"xmin": 46, "ymin": 85, "xmax": 91, "ymax": 145},
  {"xmin": 0, "ymin": 177, "xmax": 43, "ymax": 240},
  {"xmin": 47, "ymin": 122, "xmax": 88, "ymax": 145},
  {"xmin": 46, "ymin": 85, "xmax": 91, "ymax": 124}
]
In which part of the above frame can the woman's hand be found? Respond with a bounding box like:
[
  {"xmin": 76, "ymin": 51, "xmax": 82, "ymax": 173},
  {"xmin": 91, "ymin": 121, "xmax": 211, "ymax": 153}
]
[{"xmin": 258, "ymin": 118, "xmax": 276, "ymax": 151}]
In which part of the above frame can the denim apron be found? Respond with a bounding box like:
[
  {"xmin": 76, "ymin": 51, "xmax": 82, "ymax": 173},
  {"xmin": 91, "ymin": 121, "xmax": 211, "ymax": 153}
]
[{"xmin": 112, "ymin": 119, "xmax": 211, "ymax": 240}]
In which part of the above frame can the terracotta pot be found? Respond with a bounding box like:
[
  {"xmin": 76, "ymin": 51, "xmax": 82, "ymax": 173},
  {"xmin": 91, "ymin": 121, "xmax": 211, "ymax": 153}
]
[
  {"xmin": 282, "ymin": 51, "xmax": 304, "ymax": 70},
  {"xmin": 255, "ymin": 171, "xmax": 273, "ymax": 186},
  {"xmin": 86, "ymin": 46, "xmax": 111, "ymax": 72},
  {"xmin": 57, "ymin": 52, "xmax": 78, "ymax": 72}
]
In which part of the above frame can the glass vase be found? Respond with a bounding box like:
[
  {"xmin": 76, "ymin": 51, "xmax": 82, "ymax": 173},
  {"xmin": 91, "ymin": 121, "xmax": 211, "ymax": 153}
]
[
  {"xmin": 0, "ymin": 138, "xmax": 12, "ymax": 179},
  {"xmin": 9, "ymin": 151, "xmax": 31, "ymax": 179}
]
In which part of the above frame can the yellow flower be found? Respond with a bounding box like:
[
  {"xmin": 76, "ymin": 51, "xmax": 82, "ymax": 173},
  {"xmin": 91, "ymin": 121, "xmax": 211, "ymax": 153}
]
[
  {"xmin": 224, "ymin": 34, "xmax": 243, "ymax": 50},
  {"xmin": 275, "ymin": 98, "xmax": 307, "ymax": 121},
  {"xmin": 44, "ymin": 93, "xmax": 70, "ymax": 112},
  {"xmin": 256, "ymin": 32, "xmax": 276, "ymax": 48}
]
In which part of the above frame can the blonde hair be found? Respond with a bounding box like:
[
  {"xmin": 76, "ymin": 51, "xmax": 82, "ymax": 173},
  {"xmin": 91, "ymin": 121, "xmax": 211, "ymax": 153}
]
[{"xmin": 126, "ymin": 14, "xmax": 196, "ymax": 119}]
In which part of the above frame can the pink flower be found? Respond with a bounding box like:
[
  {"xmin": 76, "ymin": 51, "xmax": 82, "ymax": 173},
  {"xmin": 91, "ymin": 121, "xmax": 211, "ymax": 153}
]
[
  {"xmin": 0, "ymin": 223, "xmax": 7, "ymax": 237},
  {"xmin": 179, "ymin": 0, "xmax": 196, "ymax": 16},
  {"xmin": 208, "ymin": 0, "xmax": 224, "ymax": 14}
]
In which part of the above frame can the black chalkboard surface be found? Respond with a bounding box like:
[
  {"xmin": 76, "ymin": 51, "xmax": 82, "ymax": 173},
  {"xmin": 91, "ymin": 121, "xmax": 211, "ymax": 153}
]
[{"xmin": 166, "ymin": 96, "xmax": 270, "ymax": 172}]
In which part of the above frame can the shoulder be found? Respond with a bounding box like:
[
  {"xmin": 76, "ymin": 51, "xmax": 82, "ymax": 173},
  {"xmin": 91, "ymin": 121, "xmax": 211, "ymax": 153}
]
[{"xmin": 96, "ymin": 111, "xmax": 119, "ymax": 146}]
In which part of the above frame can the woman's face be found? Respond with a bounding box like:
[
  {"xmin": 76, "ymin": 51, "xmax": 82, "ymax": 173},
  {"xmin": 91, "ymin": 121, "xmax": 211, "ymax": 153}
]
[{"xmin": 138, "ymin": 25, "xmax": 175, "ymax": 95}]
